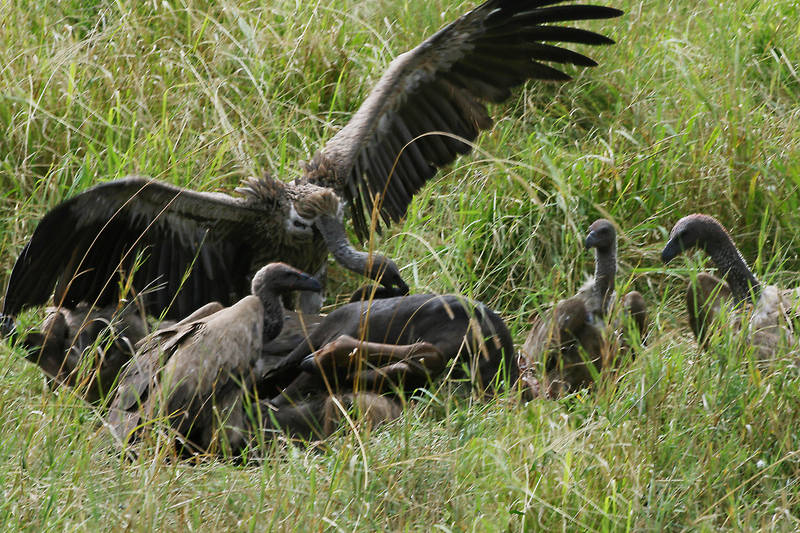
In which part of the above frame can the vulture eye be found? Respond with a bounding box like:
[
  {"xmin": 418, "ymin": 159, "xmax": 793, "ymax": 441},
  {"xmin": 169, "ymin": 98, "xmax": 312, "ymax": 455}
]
[{"xmin": 293, "ymin": 220, "xmax": 306, "ymax": 229}]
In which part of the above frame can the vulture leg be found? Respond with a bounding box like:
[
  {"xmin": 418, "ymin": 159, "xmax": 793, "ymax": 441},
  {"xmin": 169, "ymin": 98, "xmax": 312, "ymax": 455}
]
[{"xmin": 686, "ymin": 272, "xmax": 732, "ymax": 348}]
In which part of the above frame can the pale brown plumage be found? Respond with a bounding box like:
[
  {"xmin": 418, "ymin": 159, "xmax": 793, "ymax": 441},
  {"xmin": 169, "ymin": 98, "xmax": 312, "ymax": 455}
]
[
  {"xmin": 519, "ymin": 219, "xmax": 647, "ymax": 398},
  {"xmin": 663, "ymin": 214, "xmax": 800, "ymax": 362},
  {"xmin": 3, "ymin": 0, "xmax": 621, "ymax": 321},
  {"xmin": 107, "ymin": 263, "xmax": 321, "ymax": 456}
]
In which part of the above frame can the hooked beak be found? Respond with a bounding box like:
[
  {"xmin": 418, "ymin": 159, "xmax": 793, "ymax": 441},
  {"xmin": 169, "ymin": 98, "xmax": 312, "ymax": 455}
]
[
  {"xmin": 584, "ymin": 231, "xmax": 601, "ymax": 250},
  {"xmin": 661, "ymin": 238, "xmax": 682, "ymax": 264},
  {"xmin": 293, "ymin": 273, "xmax": 323, "ymax": 293}
]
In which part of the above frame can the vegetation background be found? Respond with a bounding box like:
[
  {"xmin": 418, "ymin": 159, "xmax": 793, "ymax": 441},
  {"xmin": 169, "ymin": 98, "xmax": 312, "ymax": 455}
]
[{"xmin": 1, "ymin": 0, "xmax": 799, "ymax": 529}]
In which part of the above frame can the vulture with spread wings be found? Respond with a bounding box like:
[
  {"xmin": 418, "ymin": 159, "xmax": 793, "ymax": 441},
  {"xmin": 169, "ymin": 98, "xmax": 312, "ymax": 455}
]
[{"xmin": 3, "ymin": 0, "xmax": 622, "ymax": 319}]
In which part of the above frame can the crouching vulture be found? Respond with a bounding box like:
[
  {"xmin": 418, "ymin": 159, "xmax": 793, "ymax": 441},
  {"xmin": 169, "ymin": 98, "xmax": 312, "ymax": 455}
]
[
  {"xmin": 2, "ymin": 0, "xmax": 621, "ymax": 321},
  {"xmin": 520, "ymin": 219, "xmax": 647, "ymax": 398},
  {"xmin": 107, "ymin": 263, "xmax": 322, "ymax": 456},
  {"xmin": 662, "ymin": 214, "xmax": 800, "ymax": 362}
]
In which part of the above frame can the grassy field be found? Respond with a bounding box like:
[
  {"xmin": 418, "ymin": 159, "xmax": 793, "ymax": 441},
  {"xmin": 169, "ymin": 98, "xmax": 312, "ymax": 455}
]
[{"xmin": 1, "ymin": 0, "xmax": 800, "ymax": 529}]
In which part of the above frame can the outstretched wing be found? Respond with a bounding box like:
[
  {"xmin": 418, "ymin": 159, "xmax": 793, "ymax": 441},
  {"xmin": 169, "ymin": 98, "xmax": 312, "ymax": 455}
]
[
  {"xmin": 3, "ymin": 176, "xmax": 276, "ymax": 319},
  {"xmin": 311, "ymin": 0, "xmax": 622, "ymax": 239}
]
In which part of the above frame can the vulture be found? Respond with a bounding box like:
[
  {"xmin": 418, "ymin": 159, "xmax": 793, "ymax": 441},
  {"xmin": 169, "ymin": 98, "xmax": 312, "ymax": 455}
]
[
  {"xmin": 519, "ymin": 219, "xmax": 647, "ymax": 398},
  {"xmin": 2, "ymin": 0, "xmax": 622, "ymax": 320},
  {"xmin": 662, "ymin": 214, "xmax": 800, "ymax": 362},
  {"xmin": 257, "ymin": 293, "xmax": 517, "ymax": 409},
  {"xmin": 107, "ymin": 263, "xmax": 322, "ymax": 456},
  {"xmin": 2, "ymin": 301, "xmax": 148, "ymax": 404}
]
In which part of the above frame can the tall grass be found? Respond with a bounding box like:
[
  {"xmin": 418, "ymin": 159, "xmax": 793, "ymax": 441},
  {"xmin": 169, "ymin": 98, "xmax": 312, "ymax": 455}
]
[{"xmin": 1, "ymin": 0, "xmax": 799, "ymax": 529}]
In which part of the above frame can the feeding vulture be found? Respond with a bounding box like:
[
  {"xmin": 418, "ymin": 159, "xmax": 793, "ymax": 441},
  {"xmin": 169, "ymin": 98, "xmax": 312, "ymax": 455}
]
[
  {"xmin": 662, "ymin": 214, "xmax": 800, "ymax": 363},
  {"xmin": 2, "ymin": 0, "xmax": 622, "ymax": 320},
  {"xmin": 107, "ymin": 263, "xmax": 322, "ymax": 456},
  {"xmin": 3, "ymin": 300, "xmax": 148, "ymax": 404}
]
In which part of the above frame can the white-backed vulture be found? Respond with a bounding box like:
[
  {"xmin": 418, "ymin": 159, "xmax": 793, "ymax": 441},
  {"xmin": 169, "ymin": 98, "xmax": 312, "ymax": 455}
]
[
  {"xmin": 2, "ymin": 0, "xmax": 621, "ymax": 320},
  {"xmin": 662, "ymin": 214, "xmax": 800, "ymax": 362},
  {"xmin": 520, "ymin": 219, "xmax": 647, "ymax": 398},
  {"xmin": 107, "ymin": 263, "xmax": 322, "ymax": 456}
]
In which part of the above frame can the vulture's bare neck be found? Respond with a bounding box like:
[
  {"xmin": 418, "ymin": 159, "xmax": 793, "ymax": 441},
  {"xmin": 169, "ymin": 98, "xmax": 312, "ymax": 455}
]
[
  {"xmin": 255, "ymin": 289, "xmax": 287, "ymax": 342},
  {"xmin": 316, "ymin": 215, "xmax": 377, "ymax": 279},
  {"xmin": 707, "ymin": 235, "xmax": 760, "ymax": 304},
  {"xmin": 593, "ymin": 242, "xmax": 617, "ymax": 316}
]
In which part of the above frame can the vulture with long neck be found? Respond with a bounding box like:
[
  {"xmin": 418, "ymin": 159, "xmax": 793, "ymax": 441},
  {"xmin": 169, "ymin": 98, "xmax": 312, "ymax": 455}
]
[
  {"xmin": 107, "ymin": 263, "xmax": 322, "ymax": 456},
  {"xmin": 2, "ymin": 0, "xmax": 622, "ymax": 320},
  {"xmin": 2, "ymin": 301, "xmax": 148, "ymax": 404},
  {"xmin": 520, "ymin": 219, "xmax": 647, "ymax": 398},
  {"xmin": 662, "ymin": 214, "xmax": 799, "ymax": 362}
]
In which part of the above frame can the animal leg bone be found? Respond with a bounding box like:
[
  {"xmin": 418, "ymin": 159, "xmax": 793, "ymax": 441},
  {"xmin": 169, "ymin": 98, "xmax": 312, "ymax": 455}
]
[{"xmin": 302, "ymin": 334, "xmax": 444, "ymax": 375}]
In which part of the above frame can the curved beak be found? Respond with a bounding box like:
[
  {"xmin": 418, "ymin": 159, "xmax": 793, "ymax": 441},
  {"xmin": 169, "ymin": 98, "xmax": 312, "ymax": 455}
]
[
  {"xmin": 293, "ymin": 273, "xmax": 323, "ymax": 293},
  {"xmin": 372, "ymin": 259, "xmax": 409, "ymax": 294},
  {"xmin": 317, "ymin": 214, "xmax": 409, "ymax": 294},
  {"xmin": 584, "ymin": 231, "xmax": 601, "ymax": 250},
  {"xmin": 661, "ymin": 238, "xmax": 681, "ymax": 264}
]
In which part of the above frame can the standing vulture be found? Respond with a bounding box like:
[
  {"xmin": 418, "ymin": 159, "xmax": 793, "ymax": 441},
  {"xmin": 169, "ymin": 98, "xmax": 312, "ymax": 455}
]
[
  {"xmin": 520, "ymin": 219, "xmax": 647, "ymax": 398},
  {"xmin": 2, "ymin": 0, "xmax": 622, "ymax": 320},
  {"xmin": 107, "ymin": 263, "xmax": 322, "ymax": 456},
  {"xmin": 662, "ymin": 214, "xmax": 800, "ymax": 362}
]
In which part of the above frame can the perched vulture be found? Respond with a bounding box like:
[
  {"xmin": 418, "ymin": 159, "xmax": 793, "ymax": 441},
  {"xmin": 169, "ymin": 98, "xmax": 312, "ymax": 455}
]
[
  {"xmin": 106, "ymin": 263, "xmax": 321, "ymax": 456},
  {"xmin": 3, "ymin": 301, "xmax": 148, "ymax": 404},
  {"xmin": 662, "ymin": 214, "xmax": 800, "ymax": 362},
  {"xmin": 520, "ymin": 219, "xmax": 647, "ymax": 398},
  {"xmin": 2, "ymin": 0, "xmax": 622, "ymax": 320}
]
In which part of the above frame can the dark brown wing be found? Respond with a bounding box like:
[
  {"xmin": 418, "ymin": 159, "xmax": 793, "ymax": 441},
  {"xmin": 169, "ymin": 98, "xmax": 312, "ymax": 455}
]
[
  {"xmin": 3, "ymin": 176, "xmax": 278, "ymax": 319},
  {"xmin": 311, "ymin": 0, "xmax": 622, "ymax": 239}
]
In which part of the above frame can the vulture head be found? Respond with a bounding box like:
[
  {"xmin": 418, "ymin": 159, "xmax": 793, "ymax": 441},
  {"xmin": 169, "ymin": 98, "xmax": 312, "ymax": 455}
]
[
  {"xmin": 585, "ymin": 218, "xmax": 616, "ymax": 253},
  {"xmin": 661, "ymin": 214, "xmax": 733, "ymax": 264},
  {"xmin": 260, "ymin": 179, "xmax": 410, "ymax": 296},
  {"xmin": 662, "ymin": 214, "xmax": 760, "ymax": 303},
  {"xmin": 251, "ymin": 262, "xmax": 323, "ymax": 298}
]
